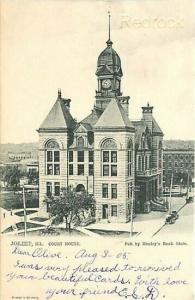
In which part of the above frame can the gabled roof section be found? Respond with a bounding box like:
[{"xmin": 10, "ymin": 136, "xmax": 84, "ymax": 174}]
[
  {"xmin": 94, "ymin": 99, "xmax": 134, "ymax": 131},
  {"xmin": 132, "ymin": 121, "xmax": 147, "ymax": 148},
  {"xmin": 152, "ymin": 117, "xmax": 163, "ymax": 135},
  {"xmin": 38, "ymin": 98, "xmax": 76, "ymax": 132},
  {"xmin": 75, "ymin": 122, "xmax": 93, "ymax": 133},
  {"xmin": 80, "ymin": 107, "xmax": 103, "ymax": 127}
]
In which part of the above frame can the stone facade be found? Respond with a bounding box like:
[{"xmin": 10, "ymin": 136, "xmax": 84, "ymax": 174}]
[{"xmin": 37, "ymin": 25, "xmax": 165, "ymax": 221}]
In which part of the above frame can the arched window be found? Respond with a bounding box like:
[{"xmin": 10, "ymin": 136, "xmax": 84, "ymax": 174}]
[
  {"xmin": 101, "ymin": 139, "xmax": 117, "ymax": 176},
  {"xmin": 77, "ymin": 136, "xmax": 84, "ymax": 148},
  {"xmin": 128, "ymin": 139, "xmax": 133, "ymax": 176},
  {"xmin": 142, "ymin": 139, "xmax": 145, "ymax": 149},
  {"xmin": 45, "ymin": 140, "xmax": 60, "ymax": 175}
]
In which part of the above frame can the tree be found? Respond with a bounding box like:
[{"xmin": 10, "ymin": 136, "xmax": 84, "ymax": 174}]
[
  {"xmin": 27, "ymin": 169, "xmax": 39, "ymax": 184},
  {"xmin": 3, "ymin": 165, "xmax": 20, "ymax": 189},
  {"xmin": 47, "ymin": 187, "xmax": 95, "ymax": 232}
]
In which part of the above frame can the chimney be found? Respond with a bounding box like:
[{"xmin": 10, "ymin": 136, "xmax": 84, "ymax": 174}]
[
  {"xmin": 57, "ymin": 89, "xmax": 71, "ymax": 110},
  {"xmin": 63, "ymin": 99, "xmax": 71, "ymax": 110},
  {"xmin": 118, "ymin": 96, "xmax": 129, "ymax": 117},
  {"xmin": 142, "ymin": 102, "xmax": 153, "ymax": 132}
]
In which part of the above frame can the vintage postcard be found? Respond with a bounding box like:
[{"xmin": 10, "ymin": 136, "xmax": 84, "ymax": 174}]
[{"xmin": 0, "ymin": 0, "xmax": 194, "ymax": 299}]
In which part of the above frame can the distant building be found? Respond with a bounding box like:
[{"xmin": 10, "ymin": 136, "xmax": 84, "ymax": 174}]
[
  {"xmin": 26, "ymin": 162, "xmax": 39, "ymax": 173},
  {"xmin": 8, "ymin": 151, "xmax": 32, "ymax": 162},
  {"xmin": 163, "ymin": 145, "xmax": 194, "ymax": 186}
]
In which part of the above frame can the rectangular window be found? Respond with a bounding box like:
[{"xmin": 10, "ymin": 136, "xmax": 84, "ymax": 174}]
[
  {"xmin": 159, "ymin": 160, "xmax": 162, "ymax": 168},
  {"xmin": 111, "ymin": 165, "xmax": 117, "ymax": 176},
  {"xmin": 89, "ymin": 164, "xmax": 94, "ymax": 176},
  {"xmin": 47, "ymin": 151, "xmax": 53, "ymax": 162},
  {"xmin": 89, "ymin": 151, "xmax": 94, "ymax": 162},
  {"xmin": 54, "ymin": 182, "xmax": 60, "ymax": 196},
  {"xmin": 142, "ymin": 156, "xmax": 144, "ymax": 171},
  {"xmin": 78, "ymin": 151, "xmax": 84, "ymax": 162},
  {"xmin": 69, "ymin": 164, "xmax": 73, "ymax": 175},
  {"xmin": 102, "ymin": 184, "xmax": 108, "ymax": 198},
  {"xmin": 54, "ymin": 151, "xmax": 60, "ymax": 162},
  {"xmin": 103, "ymin": 151, "xmax": 109, "ymax": 162},
  {"xmin": 111, "ymin": 151, "xmax": 117, "ymax": 163},
  {"xmin": 145, "ymin": 156, "xmax": 148, "ymax": 170},
  {"xmin": 69, "ymin": 151, "xmax": 73, "ymax": 162},
  {"xmin": 111, "ymin": 184, "xmax": 117, "ymax": 199},
  {"xmin": 78, "ymin": 164, "xmax": 84, "ymax": 175},
  {"xmin": 47, "ymin": 164, "xmax": 53, "ymax": 175},
  {"xmin": 54, "ymin": 164, "xmax": 60, "ymax": 175},
  {"xmin": 103, "ymin": 165, "xmax": 109, "ymax": 176},
  {"xmin": 128, "ymin": 150, "xmax": 132, "ymax": 163},
  {"xmin": 46, "ymin": 182, "xmax": 52, "ymax": 197},
  {"xmin": 111, "ymin": 205, "xmax": 117, "ymax": 217},
  {"xmin": 128, "ymin": 182, "xmax": 133, "ymax": 199}
]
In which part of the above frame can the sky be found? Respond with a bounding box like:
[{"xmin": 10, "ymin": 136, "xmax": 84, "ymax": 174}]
[{"xmin": 1, "ymin": 0, "xmax": 195, "ymax": 143}]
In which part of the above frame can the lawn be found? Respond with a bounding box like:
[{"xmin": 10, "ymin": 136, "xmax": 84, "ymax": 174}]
[
  {"xmin": 2, "ymin": 222, "xmax": 45, "ymax": 234},
  {"xmin": 0, "ymin": 191, "xmax": 39, "ymax": 210},
  {"xmin": 15, "ymin": 210, "xmax": 38, "ymax": 217},
  {"xmin": 19, "ymin": 227, "xmax": 87, "ymax": 237},
  {"xmin": 30, "ymin": 217, "xmax": 49, "ymax": 222},
  {"xmin": 86, "ymin": 228, "xmax": 137, "ymax": 238}
]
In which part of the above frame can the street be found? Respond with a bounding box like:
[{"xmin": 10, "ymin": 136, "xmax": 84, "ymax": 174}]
[
  {"xmin": 85, "ymin": 194, "xmax": 193, "ymax": 238},
  {"xmin": 154, "ymin": 201, "xmax": 193, "ymax": 238}
]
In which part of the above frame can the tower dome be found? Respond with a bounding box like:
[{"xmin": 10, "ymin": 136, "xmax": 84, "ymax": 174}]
[{"xmin": 96, "ymin": 41, "xmax": 123, "ymax": 76}]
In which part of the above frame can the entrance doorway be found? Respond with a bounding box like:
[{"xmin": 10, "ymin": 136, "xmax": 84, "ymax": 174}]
[
  {"xmin": 76, "ymin": 184, "xmax": 85, "ymax": 193},
  {"xmin": 102, "ymin": 204, "xmax": 108, "ymax": 219}
]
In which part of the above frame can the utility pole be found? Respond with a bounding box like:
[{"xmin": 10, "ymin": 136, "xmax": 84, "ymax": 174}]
[
  {"xmin": 130, "ymin": 186, "xmax": 134, "ymax": 237},
  {"xmin": 169, "ymin": 173, "xmax": 173, "ymax": 214},
  {"xmin": 186, "ymin": 171, "xmax": 189, "ymax": 199},
  {"xmin": 23, "ymin": 185, "xmax": 27, "ymax": 237}
]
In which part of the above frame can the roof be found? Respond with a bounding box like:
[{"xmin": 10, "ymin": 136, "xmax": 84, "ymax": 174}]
[
  {"xmin": 38, "ymin": 98, "xmax": 76, "ymax": 131},
  {"xmin": 96, "ymin": 43, "xmax": 123, "ymax": 77},
  {"xmin": 80, "ymin": 107, "xmax": 102, "ymax": 127},
  {"xmin": 132, "ymin": 121, "xmax": 147, "ymax": 147},
  {"xmin": 75, "ymin": 122, "xmax": 93, "ymax": 132},
  {"xmin": 152, "ymin": 117, "xmax": 163, "ymax": 135},
  {"xmin": 94, "ymin": 99, "xmax": 134, "ymax": 131}
]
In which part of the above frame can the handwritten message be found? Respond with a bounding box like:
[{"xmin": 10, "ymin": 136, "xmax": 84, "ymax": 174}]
[{"xmin": 2, "ymin": 240, "xmax": 191, "ymax": 300}]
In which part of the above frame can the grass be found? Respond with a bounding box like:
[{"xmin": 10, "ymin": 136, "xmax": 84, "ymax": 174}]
[
  {"xmin": 2, "ymin": 222, "xmax": 45, "ymax": 234},
  {"xmin": 30, "ymin": 217, "xmax": 49, "ymax": 222},
  {"xmin": 0, "ymin": 191, "xmax": 39, "ymax": 210},
  {"xmin": 14, "ymin": 210, "xmax": 38, "ymax": 217},
  {"xmin": 19, "ymin": 227, "xmax": 87, "ymax": 237},
  {"xmin": 86, "ymin": 228, "xmax": 137, "ymax": 237}
]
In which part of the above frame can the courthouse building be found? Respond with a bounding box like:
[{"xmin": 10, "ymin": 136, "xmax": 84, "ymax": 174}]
[{"xmin": 37, "ymin": 20, "xmax": 165, "ymax": 222}]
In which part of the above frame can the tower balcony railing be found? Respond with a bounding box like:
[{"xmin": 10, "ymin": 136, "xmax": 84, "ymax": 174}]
[{"xmin": 136, "ymin": 168, "xmax": 159, "ymax": 177}]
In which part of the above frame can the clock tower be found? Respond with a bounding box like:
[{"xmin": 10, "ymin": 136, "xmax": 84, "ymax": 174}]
[{"xmin": 95, "ymin": 13, "xmax": 129, "ymax": 114}]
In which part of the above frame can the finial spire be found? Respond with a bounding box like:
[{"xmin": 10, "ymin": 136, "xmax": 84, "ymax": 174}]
[
  {"xmin": 58, "ymin": 89, "xmax": 61, "ymax": 99},
  {"xmin": 106, "ymin": 11, "xmax": 113, "ymax": 47},
  {"xmin": 108, "ymin": 11, "xmax": 111, "ymax": 40}
]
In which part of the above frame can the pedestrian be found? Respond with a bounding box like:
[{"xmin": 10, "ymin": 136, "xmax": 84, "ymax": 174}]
[
  {"xmin": 3, "ymin": 212, "xmax": 6, "ymax": 218},
  {"xmin": 10, "ymin": 209, "xmax": 13, "ymax": 216}
]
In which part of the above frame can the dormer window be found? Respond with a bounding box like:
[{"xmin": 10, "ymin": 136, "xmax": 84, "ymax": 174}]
[{"xmin": 77, "ymin": 136, "xmax": 84, "ymax": 148}]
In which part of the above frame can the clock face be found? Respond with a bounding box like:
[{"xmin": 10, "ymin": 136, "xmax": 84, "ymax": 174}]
[{"xmin": 102, "ymin": 79, "xmax": 111, "ymax": 89}]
